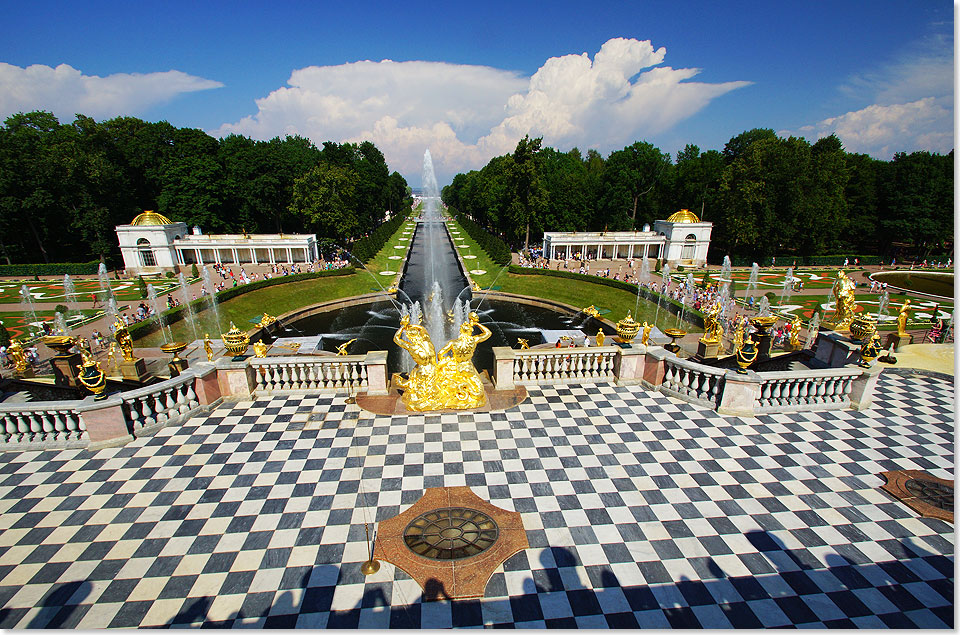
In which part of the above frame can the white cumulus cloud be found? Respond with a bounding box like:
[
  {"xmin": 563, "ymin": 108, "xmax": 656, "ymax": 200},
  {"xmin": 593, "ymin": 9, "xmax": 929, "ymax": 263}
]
[
  {"xmin": 216, "ymin": 37, "xmax": 750, "ymax": 181},
  {"xmin": 791, "ymin": 97, "xmax": 953, "ymax": 158},
  {"xmin": 0, "ymin": 62, "xmax": 223, "ymax": 122},
  {"xmin": 784, "ymin": 32, "xmax": 954, "ymax": 158}
]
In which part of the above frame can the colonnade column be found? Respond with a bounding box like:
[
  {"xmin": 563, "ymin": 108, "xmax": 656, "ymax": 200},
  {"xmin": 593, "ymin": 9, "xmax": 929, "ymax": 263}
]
[
  {"xmin": 231, "ymin": 248, "xmax": 239, "ymax": 264},
  {"xmin": 251, "ymin": 248, "xmax": 257, "ymax": 265},
  {"xmin": 195, "ymin": 248, "xmax": 202, "ymax": 265},
  {"xmin": 286, "ymin": 247, "xmax": 292, "ymax": 263},
  {"xmin": 269, "ymin": 248, "xmax": 275, "ymax": 264}
]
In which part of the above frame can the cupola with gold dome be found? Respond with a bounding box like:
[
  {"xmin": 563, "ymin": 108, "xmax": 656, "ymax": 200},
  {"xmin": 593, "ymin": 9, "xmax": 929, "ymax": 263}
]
[
  {"xmin": 130, "ymin": 210, "xmax": 173, "ymax": 226},
  {"xmin": 664, "ymin": 209, "xmax": 700, "ymax": 224}
]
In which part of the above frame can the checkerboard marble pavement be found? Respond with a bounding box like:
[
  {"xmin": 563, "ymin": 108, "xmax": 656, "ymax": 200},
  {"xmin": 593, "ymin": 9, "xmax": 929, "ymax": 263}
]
[{"xmin": 0, "ymin": 369, "xmax": 952, "ymax": 628}]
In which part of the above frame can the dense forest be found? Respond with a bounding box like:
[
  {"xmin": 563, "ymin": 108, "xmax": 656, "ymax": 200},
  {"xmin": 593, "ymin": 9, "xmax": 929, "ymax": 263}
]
[
  {"xmin": 0, "ymin": 111, "xmax": 412, "ymax": 264},
  {"xmin": 441, "ymin": 131, "xmax": 954, "ymax": 263}
]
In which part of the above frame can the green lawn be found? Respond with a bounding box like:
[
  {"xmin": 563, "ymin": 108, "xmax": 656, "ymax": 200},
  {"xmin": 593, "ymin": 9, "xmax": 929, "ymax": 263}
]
[
  {"xmin": 136, "ymin": 274, "xmax": 376, "ymax": 346},
  {"xmin": 363, "ymin": 218, "xmax": 415, "ymax": 281},
  {"xmin": 498, "ymin": 273, "xmax": 702, "ymax": 333},
  {"xmin": 445, "ymin": 218, "xmax": 509, "ymax": 290}
]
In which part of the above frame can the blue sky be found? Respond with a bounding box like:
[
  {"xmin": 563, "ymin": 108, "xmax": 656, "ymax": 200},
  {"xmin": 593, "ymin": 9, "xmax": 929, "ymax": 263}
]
[{"xmin": 1, "ymin": 1, "xmax": 953, "ymax": 186}]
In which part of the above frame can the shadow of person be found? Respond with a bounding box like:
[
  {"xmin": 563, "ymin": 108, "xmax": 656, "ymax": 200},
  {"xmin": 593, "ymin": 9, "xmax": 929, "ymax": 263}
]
[
  {"xmin": 422, "ymin": 577, "xmax": 453, "ymax": 602},
  {"xmin": 27, "ymin": 580, "xmax": 92, "ymax": 628},
  {"xmin": 165, "ymin": 563, "xmax": 342, "ymax": 628}
]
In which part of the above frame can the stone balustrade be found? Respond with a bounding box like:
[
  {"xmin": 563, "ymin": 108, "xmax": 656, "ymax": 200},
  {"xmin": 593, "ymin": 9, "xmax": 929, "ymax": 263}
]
[
  {"xmin": 0, "ymin": 402, "xmax": 87, "ymax": 449},
  {"xmin": 500, "ymin": 345, "xmax": 620, "ymax": 387},
  {"xmin": 660, "ymin": 355, "xmax": 727, "ymax": 408},
  {"xmin": 249, "ymin": 354, "xmax": 379, "ymax": 394},
  {"xmin": 754, "ymin": 368, "xmax": 861, "ymax": 413},
  {"xmin": 121, "ymin": 370, "xmax": 201, "ymax": 435}
]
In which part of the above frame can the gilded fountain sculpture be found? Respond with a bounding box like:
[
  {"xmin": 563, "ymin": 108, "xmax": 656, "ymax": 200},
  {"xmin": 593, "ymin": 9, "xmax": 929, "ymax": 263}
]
[{"xmin": 394, "ymin": 311, "xmax": 491, "ymax": 412}]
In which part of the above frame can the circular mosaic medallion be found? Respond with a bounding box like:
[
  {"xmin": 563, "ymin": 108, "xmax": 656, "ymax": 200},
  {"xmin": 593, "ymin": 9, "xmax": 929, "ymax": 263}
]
[
  {"xmin": 404, "ymin": 507, "xmax": 499, "ymax": 560},
  {"xmin": 905, "ymin": 478, "xmax": 954, "ymax": 512}
]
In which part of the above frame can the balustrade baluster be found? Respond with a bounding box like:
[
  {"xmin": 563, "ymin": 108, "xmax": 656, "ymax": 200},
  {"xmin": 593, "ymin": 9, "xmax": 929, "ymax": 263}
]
[
  {"xmin": 40, "ymin": 411, "xmax": 54, "ymax": 436},
  {"xmin": 3, "ymin": 414, "xmax": 15, "ymax": 437},
  {"xmin": 798, "ymin": 380, "xmax": 810, "ymax": 404}
]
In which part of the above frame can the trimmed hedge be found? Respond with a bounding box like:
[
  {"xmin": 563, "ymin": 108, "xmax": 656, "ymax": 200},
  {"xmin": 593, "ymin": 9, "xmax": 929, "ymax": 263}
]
[
  {"xmin": 350, "ymin": 212, "xmax": 409, "ymax": 263},
  {"xmin": 129, "ymin": 267, "xmax": 356, "ymax": 340},
  {"xmin": 508, "ymin": 265, "xmax": 706, "ymax": 328},
  {"xmin": 450, "ymin": 209, "xmax": 512, "ymax": 266},
  {"xmin": 0, "ymin": 260, "xmax": 102, "ymax": 277}
]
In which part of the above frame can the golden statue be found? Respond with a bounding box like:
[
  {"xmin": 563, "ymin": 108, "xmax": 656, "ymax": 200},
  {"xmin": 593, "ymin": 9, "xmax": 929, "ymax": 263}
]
[
  {"xmin": 641, "ymin": 322, "xmax": 652, "ymax": 346},
  {"xmin": 253, "ymin": 341, "xmax": 268, "ymax": 358},
  {"xmin": 516, "ymin": 338, "xmax": 530, "ymax": 349},
  {"xmin": 7, "ymin": 339, "xmax": 29, "ymax": 375},
  {"xmin": 337, "ymin": 338, "xmax": 357, "ymax": 356},
  {"xmin": 897, "ymin": 299, "xmax": 911, "ymax": 335},
  {"xmin": 394, "ymin": 315, "xmax": 441, "ymax": 412},
  {"xmin": 114, "ymin": 319, "xmax": 134, "ymax": 362},
  {"xmin": 204, "ymin": 333, "xmax": 214, "ymax": 361},
  {"xmin": 701, "ymin": 300, "xmax": 724, "ymax": 344},
  {"xmin": 595, "ymin": 330, "xmax": 605, "ymax": 346},
  {"xmin": 471, "ymin": 280, "xmax": 482, "ymax": 292},
  {"xmin": 257, "ymin": 313, "xmax": 277, "ymax": 328},
  {"xmin": 583, "ymin": 305, "xmax": 600, "ymax": 318},
  {"xmin": 789, "ymin": 315, "xmax": 802, "ymax": 349},
  {"xmin": 107, "ymin": 341, "xmax": 121, "ymax": 370},
  {"xmin": 858, "ymin": 331, "xmax": 882, "ymax": 368},
  {"xmin": 831, "ymin": 270, "xmax": 857, "ymax": 330},
  {"xmin": 436, "ymin": 312, "xmax": 491, "ymax": 410},
  {"xmin": 393, "ymin": 312, "xmax": 491, "ymax": 411},
  {"xmin": 732, "ymin": 320, "xmax": 745, "ymax": 354}
]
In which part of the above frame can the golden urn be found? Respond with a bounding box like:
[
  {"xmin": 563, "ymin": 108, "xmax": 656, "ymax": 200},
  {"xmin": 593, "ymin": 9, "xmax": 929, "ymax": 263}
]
[
  {"xmin": 663, "ymin": 328, "xmax": 687, "ymax": 353},
  {"xmin": 253, "ymin": 341, "xmax": 269, "ymax": 358},
  {"xmin": 615, "ymin": 312, "xmax": 641, "ymax": 343},
  {"xmin": 160, "ymin": 341, "xmax": 188, "ymax": 362},
  {"xmin": 849, "ymin": 314, "xmax": 876, "ymax": 342},
  {"xmin": 43, "ymin": 335, "xmax": 77, "ymax": 357},
  {"xmin": 736, "ymin": 335, "xmax": 759, "ymax": 374},
  {"xmin": 78, "ymin": 355, "xmax": 108, "ymax": 400},
  {"xmin": 221, "ymin": 322, "xmax": 250, "ymax": 359}
]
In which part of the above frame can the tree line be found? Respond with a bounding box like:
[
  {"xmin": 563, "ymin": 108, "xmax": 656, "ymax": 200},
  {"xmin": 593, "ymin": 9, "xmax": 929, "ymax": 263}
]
[
  {"xmin": 441, "ymin": 130, "xmax": 953, "ymax": 262},
  {"xmin": 0, "ymin": 111, "xmax": 412, "ymax": 265}
]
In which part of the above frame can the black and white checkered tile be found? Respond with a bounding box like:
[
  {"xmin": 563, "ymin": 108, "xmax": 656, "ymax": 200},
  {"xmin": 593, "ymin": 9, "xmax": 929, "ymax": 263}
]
[{"xmin": 0, "ymin": 373, "xmax": 952, "ymax": 628}]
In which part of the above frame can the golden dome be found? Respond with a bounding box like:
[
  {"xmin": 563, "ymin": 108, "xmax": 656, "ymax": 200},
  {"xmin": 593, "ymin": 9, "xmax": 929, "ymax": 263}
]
[
  {"xmin": 130, "ymin": 210, "xmax": 173, "ymax": 226},
  {"xmin": 665, "ymin": 209, "xmax": 700, "ymax": 223}
]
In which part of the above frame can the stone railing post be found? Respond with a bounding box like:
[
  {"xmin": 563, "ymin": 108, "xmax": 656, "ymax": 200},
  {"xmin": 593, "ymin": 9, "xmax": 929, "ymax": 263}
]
[
  {"xmin": 642, "ymin": 347, "xmax": 668, "ymax": 388},
  {"xmin": 216, "ymin": 357, "xmax": 255, "ymax": 400},
  {"xmin": 717, "ymin": 369, "xmax": 761, "ymax": 417},
  {"xmin": 849, "ymin": 365, "xmax": 882, "ymax": 410},
  {"xmin": 75, "ymin": 396, "xmax": 133, "ymax": 450},
  {"xmin": 191, "ymin": 362, "xmax": 222, "ymax": 406},
  {"xmin": 364, "ymin": 351, "xmax": 389, "ymax": 395},
  {"xmin": 614, "ymin": 345, "xmax": 646, "ymax": 385},
  {"xmin": 492, "ymin": 347, "xmax": 517, "ymax": 390}
]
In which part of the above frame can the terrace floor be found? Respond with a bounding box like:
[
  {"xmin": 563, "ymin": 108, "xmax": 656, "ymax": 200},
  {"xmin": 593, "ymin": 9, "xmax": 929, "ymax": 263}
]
[{"xmin": 0, "ymin": 369, "xmax": 953, "ymax": 628}]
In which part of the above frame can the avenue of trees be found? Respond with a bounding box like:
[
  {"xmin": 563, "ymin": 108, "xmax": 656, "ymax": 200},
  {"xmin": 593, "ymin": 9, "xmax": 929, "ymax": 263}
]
[
  {"xmin": 442, "ymin": 131, "xmax": 953, "ymax": 262},
  {"xmin": 0, "ymin": 111, "xmax": 412, "ymax": 265}
]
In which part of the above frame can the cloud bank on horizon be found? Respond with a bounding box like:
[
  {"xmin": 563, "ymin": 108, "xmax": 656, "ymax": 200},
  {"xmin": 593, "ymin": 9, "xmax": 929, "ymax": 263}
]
[
  {"xmin": 0, "ymin": 62, "xmax": 222, "ymax": 121},
  {"xmin": 216, "ymin": 38, "xmax": 752, "ymax": 179},
  {"xmin": 781, "ymin": 33, "xmax": 954, "ymax": 158}
]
